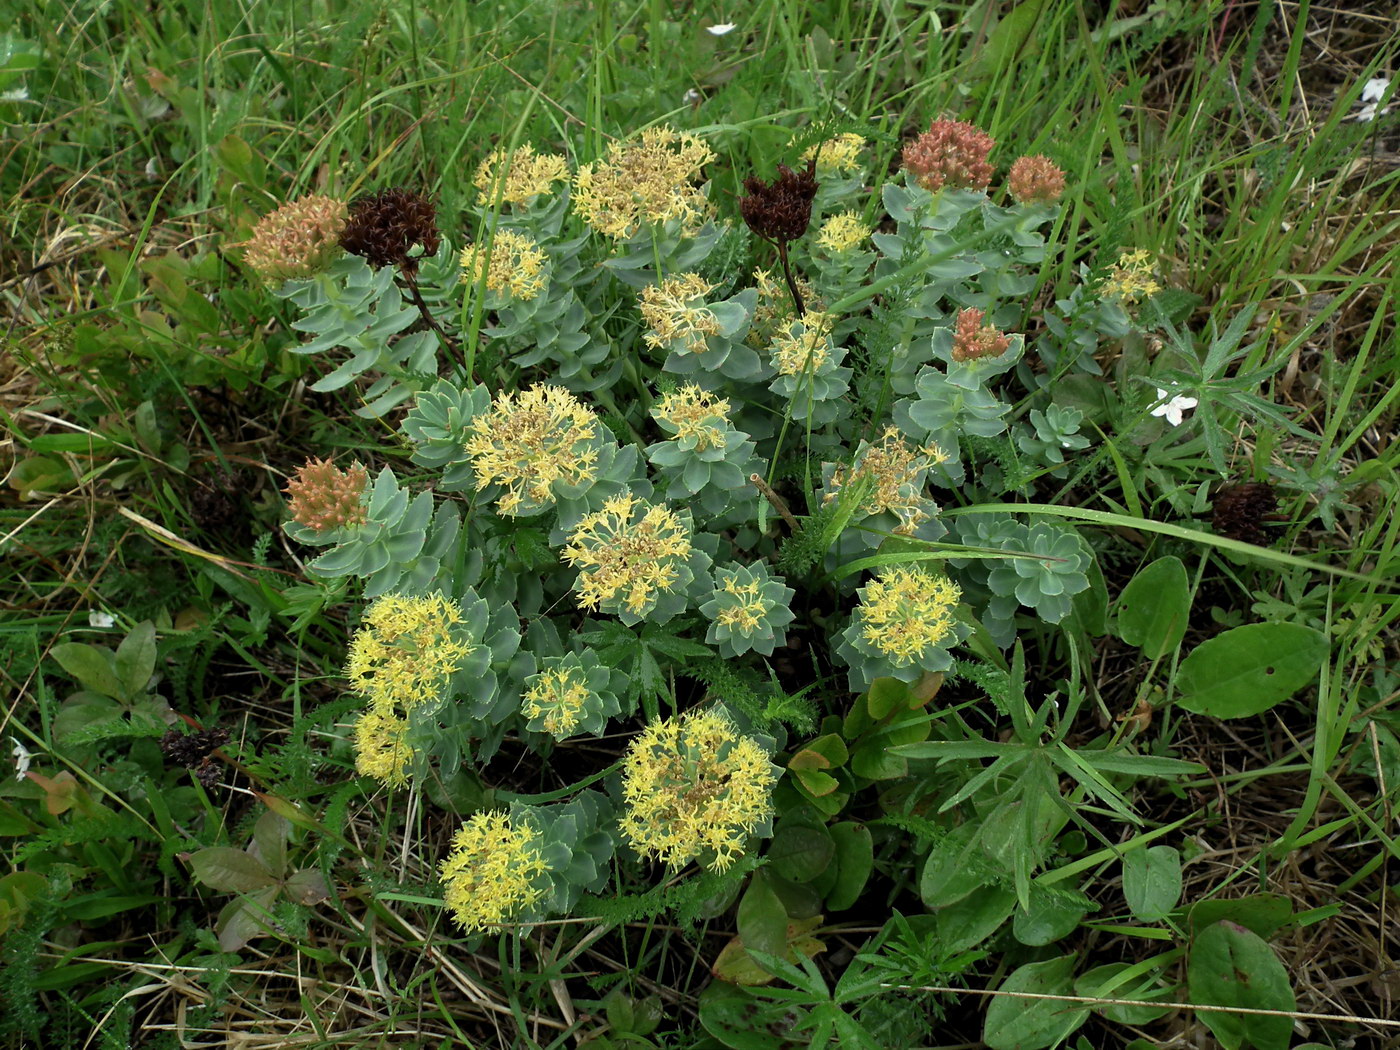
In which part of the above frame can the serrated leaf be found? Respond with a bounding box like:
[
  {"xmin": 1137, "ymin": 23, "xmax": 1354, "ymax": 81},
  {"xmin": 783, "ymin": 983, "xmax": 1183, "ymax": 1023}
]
[{"xmin": 1176, "ymin": 622, "xmax": 1328, "ymax": 719}]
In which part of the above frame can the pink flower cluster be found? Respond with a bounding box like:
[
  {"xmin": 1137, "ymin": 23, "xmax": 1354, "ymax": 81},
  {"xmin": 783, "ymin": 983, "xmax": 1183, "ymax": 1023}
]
[
  {"xmin": 902, "ymin": 119, "xmax": 996, "ymax": 192},
  {"xmin": 951, "ymin": 308, "xmax": 1010, "ymax": 363},
  {"xmin": 285, "ymin": 458, "xmax": 369, "ymax": 531}
]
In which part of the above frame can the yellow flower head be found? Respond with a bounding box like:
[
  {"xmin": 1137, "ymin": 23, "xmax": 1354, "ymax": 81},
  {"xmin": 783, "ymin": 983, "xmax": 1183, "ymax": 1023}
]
[
  {"xmin": 563, "ymin": 494, "xmax": 693, "ymax": 616},
  {"xmin": 715, "ymin": 576, "xmax": 773, "ymax": 632},
  {"xmin": 639, "ymin": 273, "xmax": 722, "ymax": 354},
  {"xmin": 816, "ymin": 211, "xmax": 871, "ymax": 254},
  {"xmin": 439, "ymin": 811, "xmax": 549, "ymax": 932},
  {"xmin": 856, "ymin": 567, "xmax": 961, "ymax": 666},
  {"xmin": 464, "ymin": 385, "xmax": 602, "ymax": 516},
  {"xmin": 619, "ymin": 708, "xmax": 776, "ymax": 871},
  {"xmin": 1100, "ymin": 249, "xmax": 1161, "ymax": 304},
  {"xmin": 522, "ymin": 665, "xmax": 591, "ymax": 737},
  {"xmin": 769, "ymin": 311, "xmax": 835, "ymax": 376},
  {"xmin": 474, "ymin": 143, "xmax": 569, "ymax": 205},
  {"xmin": 353, "ymin": 707, "xmax": 414, "ymax": 786},
  {"xmin": 461, "ymin": 229, "xmax": 549, "ymax": 301},
  {"xmin": 747, "ymin": 266, "xmax": 820, "ymax": 349},
  {"xmin": 573, "ymin": 126, "xmax": 716, "ymax": 239},
  {"xmin": 801, "ymin": 133, "xmax": 866, "ymax": 176},
  {"xmin": 823, "ymin": 427, "xmax": 944, "ymax": 535},
  {"xmin": 653, "ymin": 384, "xmax": 731, "ymax": 451},
  {"xmin": 346, "ymin": 593, "xmax": 474, "ymax": 712},
  {"xmin": 240, "ymin": 195, "xmax": 348, "ymax": 282}
]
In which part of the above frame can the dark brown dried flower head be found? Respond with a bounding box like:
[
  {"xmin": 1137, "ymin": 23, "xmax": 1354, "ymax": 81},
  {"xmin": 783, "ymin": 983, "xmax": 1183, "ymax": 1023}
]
[
  {"xmin": 739, "ymin": 160, "xmax": 819, "ymax": 244},
  {"xmin": 951, "ymin": 307, "xmax": 1010, "ymax": 362},
  {"xmin": 340, "ymin": 188, "xmax": 442, "ymax": 275},
  {"xmin": 160, "ymin": 726, "xmax": 230, "ymax": 768},
  {"xmin": 1007, "ymin": 155, "xmax": 1066, "ymax": 204},
  {"xmin": 240, "ymin": 195, "xmax": 348, "ymax": 281},
  {"xmin": 285, "ymin": 458, "xmax": 369, "ymax": 532},
  {"xmin": 903, "ymin": 119, "xmax": 995, "ymax": 193},
  {"xmin": 1212, "ymin": 482, "xmax": 1281, "ymax": 545}
]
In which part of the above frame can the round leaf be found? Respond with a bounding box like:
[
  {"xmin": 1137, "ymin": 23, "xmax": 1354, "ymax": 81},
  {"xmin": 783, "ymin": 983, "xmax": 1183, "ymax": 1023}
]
[
  {"xmin": 1122, "ymin": 845, "xmax": 1182, "ymax": 922},
  {"xmin": 1176, "ymin": 622, "xmax": 1327, "ymax": 719},
  {"xmin": 984, "ymin": 954, "xmax": 1090, "ymax": 1050}
]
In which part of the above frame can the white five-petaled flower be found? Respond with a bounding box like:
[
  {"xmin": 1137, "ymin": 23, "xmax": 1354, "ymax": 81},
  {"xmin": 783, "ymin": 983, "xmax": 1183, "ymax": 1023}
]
[
  {"xmin": 1354, "ymin": 76, "xmax": 1393, "ymax": 122},
  {"xmin": 12, "ymin": 739, "xmax": 32, "ymax": 781},
  {"xmin": 1150, "ymin": 386, "xmax": 1199, "ymax": 427},
  {"xmin": 89, "ymin": 610, "xmax": 116, "ymax": 628},
  {"xmin": 706, "ymin": 23, "xmax": 737, "ymax": 36}
]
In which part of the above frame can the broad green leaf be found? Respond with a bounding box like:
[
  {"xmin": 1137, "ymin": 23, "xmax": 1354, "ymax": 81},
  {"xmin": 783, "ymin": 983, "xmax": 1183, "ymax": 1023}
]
[
  {"xmin": 1115, "ymin": 556, "xmax": 1190, "ymax": 658},
  {"xmin": 114, "ymin": 621, "xmax": 158, "ymax": 698},
  {"xmin": 187, "ymin": 847, "xmax": 277, "ymax": 893},
  {"xmin": 1188, "ymin": 921, "xmax": 1295, "ymax": 1050},
  {"xmin": 920, "ymin": 824, "xmax": 988, "ymax": 907},
  {"xmin": 736, "ymin": 872, "xmax": 788, "ymax": 958},
  {"xmin": 766, "ymin": 824, "xmax": 834, "ymax": 884},
  {"xmin": 51, "ymin": 643, "xmax": 125, "ymax": 700},
  {"xmin": 215, "ymin": 885, "xmax": 280, "ymax": 952},
  {"xmin": 825, "ymin": 822, "xmax": 873, "ymax": 912},
  {"xmin": 284, "ymin": 869, "xmax": 331, "ymax": 906},
  {"xmin": 1013, "ymin": 884, "xmax": 1088, "ymax": 946},
  {"xmin": 984, "ymin": 954, "xmax": 1090, "ymax": 1050},
  {"xmin": 1176, "ymin": 623, "xmax": 1328, "ymax": 718},
  {"xmin": 250, "ymin": 811, "xmax": 289, "ymax": 879},
  {"xmin": 1075, "ymin": 962, "xmax": 1172, "ymax": 1024},
  {"xmin": 1122, "ymin": 846, "xmax": 1182, "ymax": 921},
  {"xmin": 937, "ymin": 884, "xmax": 1016, "ymax": 953},
  {"xmin": 698, "ymin": 981, "xmax": 806, "ymax": 1050},
  {"xmin": 1187, "ymin": 894, "xmax": 1293, "ymax": 939}
]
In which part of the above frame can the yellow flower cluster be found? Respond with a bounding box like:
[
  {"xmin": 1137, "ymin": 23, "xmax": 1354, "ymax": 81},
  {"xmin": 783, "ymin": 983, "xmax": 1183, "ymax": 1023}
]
[
  {"xmin": 769, "ymin": 312, "xmax": 835, "ymax": 376},
  {"xmin": 353, "ymin": 707, "xmax": 414, "ymax": 787},
  {"xmin": 461, "ymin": 229, "xmax": 548, "ymax": 301},
  {"xmin": 522, "ymin": 665, "xmax": 591, "ymax": 737},
  {"xmin": 856, "ymin": 567, "xmax": 961, "ymax": 666},
  {"xmin": 439, "ymin": 811, "xmax": 549, "ymax": 931},
  {"xmin": 639, "ymin": 274, "xmax": 722, "ymax": 354},
  {"xmin": 464, "ymin": 386, "xmax": 602, "ymax": 516},
  {"xmin": 563, "ymin": 494, "xmax": 693, "ymax": 616},
  {"xmin": 824, "ymin": 426, "xmax": 946, "ymax": 535},
  {"xmin": 619, "ymin": 708, "xmax": 776, "ymax": 871},
  {"xmin": 473, "ymin": 143, "xmax": 569, "ymax": 205},
  {"xmin": 714, "ymin": 576, "xmax": 772, "ymax": 633},
  {"xmin": 801, "ymin": 133, "xmax": 866, "ymax": 176},
  {"xmin": 1100, "ymin": 249, "xmax": 1161, "ymax": 303},
  {"xmin": 816, "ymin": 211, "xmax": 871, "ymax": 253},
  {"xmin": 653, "ymin": 385, "xmax": 731, "ymax": 451},
  {"xmin": 746, "ymin": 267, "xmax": 819, "ymax": 349},
  {"xmin": 347, "ymin": 593, "xmax": 475, "ymax": 785},
  {"xmin": 573, "ymin": 126, "xmax": 715, "ymax": 239}
]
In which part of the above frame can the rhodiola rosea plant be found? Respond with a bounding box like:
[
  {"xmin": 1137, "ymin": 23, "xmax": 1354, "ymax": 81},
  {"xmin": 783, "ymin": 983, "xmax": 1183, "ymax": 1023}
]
[{"xmin": 237, "ymin": 118, "xmax": 1203, "ymax": 1012}]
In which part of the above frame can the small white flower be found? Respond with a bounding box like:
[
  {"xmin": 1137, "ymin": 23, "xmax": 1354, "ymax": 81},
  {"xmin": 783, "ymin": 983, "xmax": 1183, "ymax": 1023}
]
[
  {"xmin": 706, "ymin": 23, "xmax": 737, "ymax": 36},
  {"xmin": 1353, "ymin": 77, "xmax": 1393, "ymax": 122},
  {"xmin": 1362, "ymin": 77, "xmax": 1391, "ymax": 103},
  {"xmin": 0, "ymin": 87, "xmax": 29, "ymax": 103},
  {"xmin": 683, "ymin": 87, "xmax": 702, "ymax": 106},
  {"xmin": 1150, "ymin": 386, "xmax": 1199, "ymax": 427},
  {"xmin": 89, "ymin": 610, "xmax": 116, "ymax": 628},
  {"xmin": 11, "ymin": 739, "xmax": 32, "ymax": 781}
]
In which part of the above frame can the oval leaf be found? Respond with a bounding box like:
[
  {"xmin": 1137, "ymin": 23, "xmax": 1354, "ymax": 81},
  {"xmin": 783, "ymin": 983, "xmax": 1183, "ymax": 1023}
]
[
  {"xmin": 1115, "ymin": 556, "xmax": 1190, "ymax": 658},
  {"xmin": 50, "ymin": 643, "xmax": 125, "ymax": 700},
  {"xmin": 825, "ymin": 822, "xmax": 874, "ymax": 913},
  {"xmin": 1188, "ymin": 921, "xmax": 1295, "ymax": 1050},
  {"xmin": 765, "ymin": 824, "xmax": 834, "ymax": 884},
  {"xmin": 1122, "ymin": 845, "xmax": 1181, "ymax": 922},
  {"xmin": 984, "ymin": 954, "xmax": 1090, "ymax": 1050},
  {"xmin": 1176, "ymin": 622, "xmax": 1327, "ymax": 719},
  {"xmin": 188, "ymin": 847, "xmax": 277, "ymax": 893}
]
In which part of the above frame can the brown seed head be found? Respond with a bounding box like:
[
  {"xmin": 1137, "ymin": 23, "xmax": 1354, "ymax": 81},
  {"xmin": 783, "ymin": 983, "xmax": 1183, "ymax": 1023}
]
[
  {"xmin": 902, "ymin": 119, "xmax": 995, "ymax": 193},
  {"xmin": 285, "ymin": 458, "xmax": 370, "ymax": 531},
  {"xmin": 1211, "ymin": 482, "xmax": 1282, "ymax": 545},
  {"xmin": 240, "ymin": 195, "xmax": 348, "ymax": 282},
  {"xmin": 950, "ymin": 307, "xmax": 1010, "ymax": 362},
  {"xmin": 340, "ymin": 188, "xmax": 442, "ymax": 275},
  {"xmin": 1007, "ymin": 155, "xmax": 1066, "ymax": 204},
  {"xmin": 739, "ymin": 160, "xmax": 818, "ymax": 244}
]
